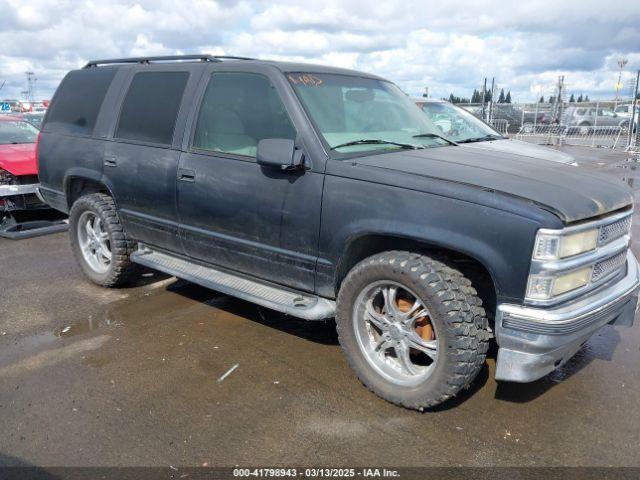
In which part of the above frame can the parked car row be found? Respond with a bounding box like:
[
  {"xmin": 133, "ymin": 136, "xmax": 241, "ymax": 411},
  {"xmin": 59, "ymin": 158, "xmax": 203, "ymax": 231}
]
[{"xmin": 1, "ymin": 99, "xmax": 49, "ymax": 114}]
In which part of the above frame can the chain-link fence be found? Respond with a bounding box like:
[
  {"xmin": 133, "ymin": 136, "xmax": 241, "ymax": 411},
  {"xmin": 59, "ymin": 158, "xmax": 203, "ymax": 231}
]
[{"xmin": 457, "ymin": 72, "xmax": 639, "ymax": 152}]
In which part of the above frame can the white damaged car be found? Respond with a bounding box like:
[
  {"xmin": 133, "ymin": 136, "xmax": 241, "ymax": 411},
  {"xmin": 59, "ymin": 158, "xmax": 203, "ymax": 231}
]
[{"xmin": 414, "ymin": 98, "xmax": 577, "ymax": 166}]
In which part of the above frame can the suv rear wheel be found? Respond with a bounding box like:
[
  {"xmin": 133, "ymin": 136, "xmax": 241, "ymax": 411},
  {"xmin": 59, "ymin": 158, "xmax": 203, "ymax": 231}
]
[
  {"xmin": 69, "ymin": 193, "xmax": 137, "ymax": 287},
  {"xmin": 336, "ymin": 251, "xmax": 490, "ymax": 410}
]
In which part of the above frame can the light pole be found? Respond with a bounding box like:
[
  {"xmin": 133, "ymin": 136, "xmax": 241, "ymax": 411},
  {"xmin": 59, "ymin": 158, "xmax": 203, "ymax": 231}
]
[{"xmin": 615, "ymin": 58, "xmax": 628, "ymax": 107}]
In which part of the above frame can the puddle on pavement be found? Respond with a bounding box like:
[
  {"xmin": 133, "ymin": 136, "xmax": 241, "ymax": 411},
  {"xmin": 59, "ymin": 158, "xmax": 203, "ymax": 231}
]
[
  {"xmin": 53, "ymin": 279, "xmax": 223, "ymax": 339},
  {"xmin": 0, "ymin": 279, "xmax": 225, "ymax": 366},
  {"xmin": 55, "ymin": 315, "xmax": 121, "ymax": 338}
]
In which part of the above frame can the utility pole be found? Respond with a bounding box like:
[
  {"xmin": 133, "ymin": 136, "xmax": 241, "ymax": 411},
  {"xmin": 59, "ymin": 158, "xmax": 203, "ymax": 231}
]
[
  {"xmin": 615, "ymin": 58, "xmax": 628, "ymax": 107},
  {"xmin": 488, "ymin": 77, "xmax": 495, "ymax": 123},
  {"xmin": 25, "ymin": 71, "xmax": 36, "ymax": 102},
  {"xmin": 481, "ymin": 77, "xmax": 487, "ymax": 120},
  {"xmin": 628, "ymin": 70, "xmax": 639, "ymax": 150},
  {"xmin": 551, "ymin": 75, "xmax": 564, "ymax": 124}
]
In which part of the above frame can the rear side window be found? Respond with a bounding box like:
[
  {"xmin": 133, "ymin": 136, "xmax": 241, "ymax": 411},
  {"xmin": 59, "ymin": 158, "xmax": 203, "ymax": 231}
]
[
  {"xmin": 115, "ymin": 71, "xmax": 189, "ymax": 145},
  {"xmin": 44, "ymin": 68, "xmax": 117, "ymax": 136}
]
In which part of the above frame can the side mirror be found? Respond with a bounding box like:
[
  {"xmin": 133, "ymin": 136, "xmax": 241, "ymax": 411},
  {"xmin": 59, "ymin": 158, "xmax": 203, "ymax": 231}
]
[{"xmin": 257, "ymin": 139, "xmax": 303, "ymax": 171}]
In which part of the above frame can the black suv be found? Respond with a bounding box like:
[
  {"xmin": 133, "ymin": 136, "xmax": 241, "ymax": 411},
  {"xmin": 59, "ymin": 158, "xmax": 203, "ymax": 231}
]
[{"xmin": 38, "ymin": 55, "xmax": 639, "ymax": 409}]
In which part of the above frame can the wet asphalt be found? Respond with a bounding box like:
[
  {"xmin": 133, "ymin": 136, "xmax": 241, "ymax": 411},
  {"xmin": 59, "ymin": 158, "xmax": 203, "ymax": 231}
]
[{"xmin": 1, "ymin": 146, "xmax": 640, "ymax": 468}]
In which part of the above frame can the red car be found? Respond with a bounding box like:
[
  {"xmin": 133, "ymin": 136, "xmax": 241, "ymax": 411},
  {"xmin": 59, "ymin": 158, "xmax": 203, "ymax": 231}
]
[{"xmin": 0, "ymin": 115, "xmax": 65, "ymax": 237}]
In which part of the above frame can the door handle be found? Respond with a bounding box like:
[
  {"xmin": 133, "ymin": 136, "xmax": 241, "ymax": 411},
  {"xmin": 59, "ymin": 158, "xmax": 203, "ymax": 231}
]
[
  {"xmin": 178, "ymin": 168, "xmax": 196, "ymax": 182},
  {"xmin": 104, "ymin": 155, "xmax": 117, "ymax": 167}
]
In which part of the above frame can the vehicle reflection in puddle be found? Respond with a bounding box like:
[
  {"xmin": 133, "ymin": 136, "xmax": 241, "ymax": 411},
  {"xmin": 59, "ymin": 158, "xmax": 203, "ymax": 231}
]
[
  {"xmin": 53, "ymin": 279, "xmax": 220, "ymax": 339},
  {"xmin": 55, "ymin": 315, "xmax": 120, "ymax": 338}
]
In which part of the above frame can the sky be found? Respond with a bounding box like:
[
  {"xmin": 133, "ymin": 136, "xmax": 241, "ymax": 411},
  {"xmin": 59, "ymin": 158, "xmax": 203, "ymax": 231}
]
[{"xmin": 1, "ymin": 0, "xmax": 639, "ymax": 103}]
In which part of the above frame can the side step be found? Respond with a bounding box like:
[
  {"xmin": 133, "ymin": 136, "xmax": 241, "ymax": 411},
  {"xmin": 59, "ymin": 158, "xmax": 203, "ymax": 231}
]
[
  {"xmin": 0, "ymin": 219, "xmax": 69, "ymax": 240},
  {"xmin": 131, "ymin": 248, "xmax": 336, "ymax": 320}
]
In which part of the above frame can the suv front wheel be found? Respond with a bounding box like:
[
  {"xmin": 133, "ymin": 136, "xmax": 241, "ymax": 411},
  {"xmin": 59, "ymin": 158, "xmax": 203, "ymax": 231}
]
[
  {"xmin": 69, "ymin": 193, "xmax": 137, "ymax": 287},
  {"xmin": 336, "ymin": 251, "xmax": 490, "ymax": 410}
]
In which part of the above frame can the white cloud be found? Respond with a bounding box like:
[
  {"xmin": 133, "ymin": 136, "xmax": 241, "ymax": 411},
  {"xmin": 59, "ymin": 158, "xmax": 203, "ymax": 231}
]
[{"xmin": 0, "ymin": 0, "xmax": 638, "ymax": 102}]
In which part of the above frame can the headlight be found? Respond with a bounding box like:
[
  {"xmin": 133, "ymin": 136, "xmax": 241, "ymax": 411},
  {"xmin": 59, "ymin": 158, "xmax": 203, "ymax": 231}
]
[
  {"xmin": 0, "ymin": 168, "xmax": 15, "ymax": 185},
  {"xmin": 533, "ymin": 229, "xmax": 598, "ymax": 260},
  {"xmin": 526, "ymin": 267, "xmax": 592, "ymax": 300}
]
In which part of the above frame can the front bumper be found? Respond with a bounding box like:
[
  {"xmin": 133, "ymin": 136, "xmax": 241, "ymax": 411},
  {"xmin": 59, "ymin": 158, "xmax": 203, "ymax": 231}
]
[
  {"xmin": 0, "ymin": 183, "xmax": 39, "ymax": 197},
  {"xmin": 495, "ymin": 250, "xmax": 640, "ymax": 382}
]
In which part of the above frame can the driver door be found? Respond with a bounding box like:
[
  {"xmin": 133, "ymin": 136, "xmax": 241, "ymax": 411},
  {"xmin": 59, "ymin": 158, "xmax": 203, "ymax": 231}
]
[{"xmin": 176, "ymin": 71, "xmax": 324, "ymax": 292}]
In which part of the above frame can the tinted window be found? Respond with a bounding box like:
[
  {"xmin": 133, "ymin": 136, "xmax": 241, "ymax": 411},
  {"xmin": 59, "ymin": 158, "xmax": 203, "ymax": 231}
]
[
  {"xmin": 44, "ymin": 68, "xmax": 117, "ymax": 135},
  {"xmin": 193, "ymin": 73, "xmax": 295, "ymax": 157},
  {"xmin": 116, "ymin": 71, "xmax": 189, "ymax": 145}
]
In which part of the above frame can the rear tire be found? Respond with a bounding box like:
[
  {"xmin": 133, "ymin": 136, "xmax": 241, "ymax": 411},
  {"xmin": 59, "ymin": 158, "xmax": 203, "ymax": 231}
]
[
  {"xmin": 69, "ymin": 193, "xmax": 137, "ymax": 287},
  {"xmin": 336, "ymin": 251, "xmax": 490, "ymax": 410}
]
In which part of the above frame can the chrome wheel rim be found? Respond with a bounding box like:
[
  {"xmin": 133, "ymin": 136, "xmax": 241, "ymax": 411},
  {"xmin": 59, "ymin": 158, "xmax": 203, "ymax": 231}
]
[
  {"xmin": 353, "ymin": 281, "xmax": 438, "ymax": 387},
  {"xmin": 77, "ymin": 211, "xmax": 111, "ymax": 274}
]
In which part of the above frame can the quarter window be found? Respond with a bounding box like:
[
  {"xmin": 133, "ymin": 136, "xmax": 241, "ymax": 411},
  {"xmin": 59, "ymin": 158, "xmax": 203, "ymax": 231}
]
[
  {"xmin": 193, "ymin": 73, "xmax": 295, "ymax": 157},
  {"xmin": 116, "ymin": 71, "xmax": 189, "ymax": 145},
  {"xmin": 44, "ymin": 68, "xmax": 117, "ymax": 136}
]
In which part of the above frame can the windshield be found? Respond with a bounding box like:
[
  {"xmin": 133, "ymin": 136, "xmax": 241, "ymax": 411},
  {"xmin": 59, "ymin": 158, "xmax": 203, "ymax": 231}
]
[
  {"xmin": 288, "ymin": 73, "xmax": 452, "ymax": 154},
  {"xmin": 418, "ymin": 101, "xmax": 502, "ymax": 143},
  {"xmin": 0, "ymin": 120, "xmax": 39, "ymax": 145}
]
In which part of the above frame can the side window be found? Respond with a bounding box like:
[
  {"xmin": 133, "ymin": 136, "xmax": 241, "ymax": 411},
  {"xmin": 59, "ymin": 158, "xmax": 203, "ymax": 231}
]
[
  {"xmin": 116, "ymin": 71, "xmax": 189, "ymax": 145},
  {"xmin": 44, "ymin": 68, "xmax": 117, "ymax": 136},
  {"xmin": 193, "ymin": 73, "xmax": 296, "ymax": 157}
]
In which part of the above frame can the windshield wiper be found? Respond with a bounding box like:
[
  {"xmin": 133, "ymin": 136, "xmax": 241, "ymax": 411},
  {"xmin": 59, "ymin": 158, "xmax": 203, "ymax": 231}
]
[
  {"xmin": 331, "ymin": 139, "xmax": 421, "ymax": 150},
  {"xmin": 412, "ymin": 132, "xmax": 458, "ymax": 146},
  {"xmin": 456, "ymin": 134, "xmax": 503, "ymax": 144}
]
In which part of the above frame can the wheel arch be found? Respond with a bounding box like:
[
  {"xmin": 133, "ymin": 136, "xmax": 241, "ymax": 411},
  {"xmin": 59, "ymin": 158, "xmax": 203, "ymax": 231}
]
[
  {"xmin": 334, "ymin": 233, "xmax": 499, "ymax": 316},
  {"xmin": 64, "ymin": 169, "xmax": 116, "ymax": 209}
]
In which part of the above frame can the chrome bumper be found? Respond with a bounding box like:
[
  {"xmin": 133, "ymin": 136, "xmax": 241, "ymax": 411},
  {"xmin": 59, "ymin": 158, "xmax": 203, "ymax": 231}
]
[
  {"xmin": 0, "ymin": 183, "xmax": 39, "ymax": 197},
  {"xmin": 495, "ymin": 250, "xmax": 640, "ymax": 382}
]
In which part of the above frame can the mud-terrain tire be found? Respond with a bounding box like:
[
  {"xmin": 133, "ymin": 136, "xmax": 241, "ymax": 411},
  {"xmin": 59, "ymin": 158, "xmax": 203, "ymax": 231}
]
[
  {"xmin": 336, "ymin": 251, "xmax": 490, "ymax": 410},
  {"xmin": 69, "ymin": 193, "xmax": 137, "ymax": 287}
]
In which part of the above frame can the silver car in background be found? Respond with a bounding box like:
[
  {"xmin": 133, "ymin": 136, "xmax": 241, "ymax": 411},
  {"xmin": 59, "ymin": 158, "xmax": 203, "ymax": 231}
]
[
  {"xmin": 413, "ymin": 98, "xmax": 576, "ymax": 165},
  {"xmin": 562, "ymin": 106, "xmax": 629, "ymax": 134}
]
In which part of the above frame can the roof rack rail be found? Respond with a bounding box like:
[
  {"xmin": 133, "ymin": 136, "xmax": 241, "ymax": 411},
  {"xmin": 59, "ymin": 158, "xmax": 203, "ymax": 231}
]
[{"xmin": 83, "ymin": 54, "xmax": 255, "ymax": 68}]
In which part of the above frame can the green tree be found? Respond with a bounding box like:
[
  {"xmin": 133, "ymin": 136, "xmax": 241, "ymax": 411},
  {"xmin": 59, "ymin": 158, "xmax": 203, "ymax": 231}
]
[
  {"xmin": 584, "ymin": 95, "xmax": 590, "ymax": 102},
  {"xmin": 505, "ymin": 91, "xmax": 511, "ymax": 103},
  {"xmin": 539, "ymin": 96, "xmax": 545, "ymax": 103},
  {"xmin": 548, "ymin": 95, "xmax": 556, "ymax": 104},
  {"xmin": 577, "ymin": 94, "xmax": 583, "ymax": 102},
  {"xmin": 497, "ymin": 88, "xmax": 505, "ymax": 103},
  {"xmin": 569, "ymin": 94, "xmax": 575, "ymax": 102}
]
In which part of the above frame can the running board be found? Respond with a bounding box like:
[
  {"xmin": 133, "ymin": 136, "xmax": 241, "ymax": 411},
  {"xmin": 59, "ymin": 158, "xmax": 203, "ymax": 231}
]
[
  {"xmin": 0, "ymin": 219, "xmax": 69, "ymax": 240},
  {"xmin": 130, "ymin": 248, "xmax": 336, "ymax": 320}
]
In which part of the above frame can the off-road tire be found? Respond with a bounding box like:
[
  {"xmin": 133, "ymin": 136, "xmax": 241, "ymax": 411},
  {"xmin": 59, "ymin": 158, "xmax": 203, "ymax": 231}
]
[
  {"xmin": 69, "ymin": 193, "xmax": 137, "ymax": 287},
  {"xmin": 336, "ymin": 251, "xmax": 490, "ymax": 410}
]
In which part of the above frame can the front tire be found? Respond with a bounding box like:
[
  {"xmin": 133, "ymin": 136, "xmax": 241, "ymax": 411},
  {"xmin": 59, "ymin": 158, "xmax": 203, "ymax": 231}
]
[
  {"xmin": 69, "ymin": 193, "xmax": 137, "ymax": 287},
  {"xmin": 336, "ymin": 251, "xmax": 490, "ymax": 410}
]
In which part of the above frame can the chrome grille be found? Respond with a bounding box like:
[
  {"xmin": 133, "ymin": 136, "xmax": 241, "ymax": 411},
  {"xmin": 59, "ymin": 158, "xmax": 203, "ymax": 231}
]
[
  {"xmin": 598, "ymin": 215, "xmax": 632, "ymax": 245},
  {"xmin": 591, "ymin": 251, "xmax": 627, "ymax": 283}
]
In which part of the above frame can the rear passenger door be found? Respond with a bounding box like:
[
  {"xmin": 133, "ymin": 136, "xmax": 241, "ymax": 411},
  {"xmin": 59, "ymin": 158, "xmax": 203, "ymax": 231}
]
[
  {"xmin": 176, "ymin": 70, "xmax": 324, "ymax": 292},
  {"xmin": 104, "ymin": 67, "xmax": 201, "ymax": 252}
]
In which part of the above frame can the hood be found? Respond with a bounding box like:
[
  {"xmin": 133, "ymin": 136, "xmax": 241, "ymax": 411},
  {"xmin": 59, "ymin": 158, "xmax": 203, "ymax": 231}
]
[
  {"xmin": 463, "ymin": 138, "xmax": 576, "ymax": 165},
  {"xmin": 350, "ymin": 145, "xmax": 632, "ymax": 223},
  {"xmin": 0, "ymin": 143, "xmax": 38, "ymax": 176}
]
